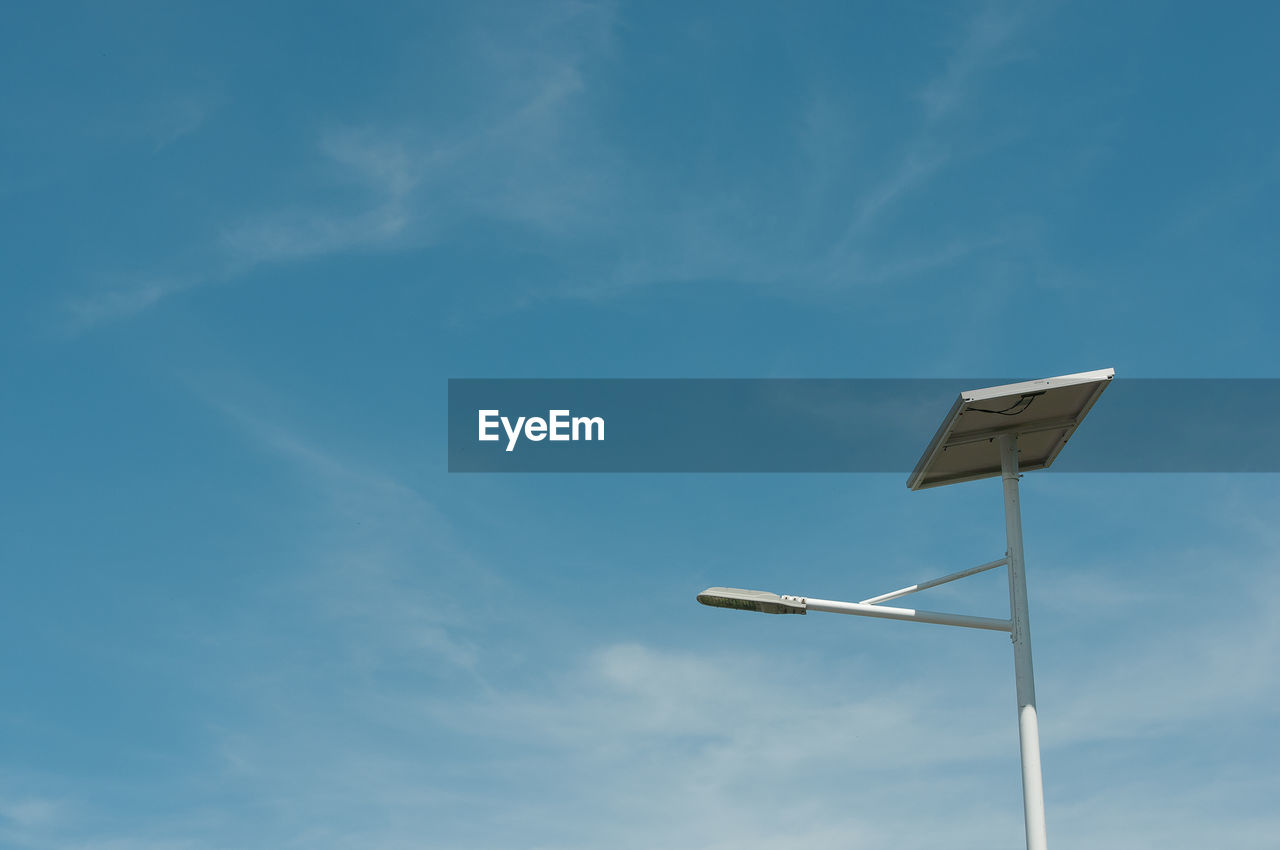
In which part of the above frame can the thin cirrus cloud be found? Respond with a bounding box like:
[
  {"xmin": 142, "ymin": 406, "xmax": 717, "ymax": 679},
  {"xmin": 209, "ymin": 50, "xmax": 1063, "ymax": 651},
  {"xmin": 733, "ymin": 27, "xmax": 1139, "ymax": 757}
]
[
  {"xmin": 58, "ymin": 130, "xmax": 424, "ymax": 334},
  {"xmin": 918, "ymin": 4, "xmax": 1030, "ymax": 123},
  {"xmin": 143, "ymin": 92, "xmax": 223, "ymax": 153},
  {"xmin": 56, "ymin": 5, "xmax": 605, "ymax": 332},
  {"xmin": 58, "ymin": 3, "xmax": 1033, "ymax": 334},
  {"xmin": 198, "ymin": 391, "xmax": 494, "ymax": 679}
]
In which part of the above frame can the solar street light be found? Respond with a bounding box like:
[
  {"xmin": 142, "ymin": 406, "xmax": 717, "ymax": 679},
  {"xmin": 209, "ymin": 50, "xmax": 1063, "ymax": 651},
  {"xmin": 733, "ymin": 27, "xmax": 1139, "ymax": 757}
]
[{"xmin": 697, "ymin": 368, "xmax": 1115, "ymax": 850}]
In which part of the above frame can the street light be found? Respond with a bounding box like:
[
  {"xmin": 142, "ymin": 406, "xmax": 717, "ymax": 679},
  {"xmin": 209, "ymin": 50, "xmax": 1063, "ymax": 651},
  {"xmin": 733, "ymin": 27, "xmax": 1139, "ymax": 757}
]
[
  {"xmin": 696, "ymin": 587, "xmax": 807, "ymax": 615},
  {"xmin": 697, "ymin": 368, "xmax": 1115, "ymax": 850}
]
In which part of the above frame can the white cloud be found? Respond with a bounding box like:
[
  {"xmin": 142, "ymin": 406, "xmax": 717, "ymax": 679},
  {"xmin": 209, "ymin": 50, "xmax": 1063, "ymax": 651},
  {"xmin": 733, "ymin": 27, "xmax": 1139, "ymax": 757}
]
[
  {"xmin": 146, "ymin": 94, "xmax": 220, "ymax": 152},
  {"xmin": 60, "ymin": 1, "xmax": 617, "ymax": 332},
  {"xmin": 919, "ymin": 4, "xmax": 1029, "ymax": 123},
  {"xmin": 61, "ymin": 278, "xmax": 185, "ymax": 332},
  {"xmin": 61, "ymin": 1, "xmax": 1045, "ymax": 332}
]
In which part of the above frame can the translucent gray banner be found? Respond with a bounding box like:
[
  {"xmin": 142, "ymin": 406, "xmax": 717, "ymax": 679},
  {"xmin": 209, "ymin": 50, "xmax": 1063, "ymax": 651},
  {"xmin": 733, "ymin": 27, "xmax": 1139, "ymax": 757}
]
[{"xmin": 447, "ymin": 379, "xmax": 1280, "ymax": 474}]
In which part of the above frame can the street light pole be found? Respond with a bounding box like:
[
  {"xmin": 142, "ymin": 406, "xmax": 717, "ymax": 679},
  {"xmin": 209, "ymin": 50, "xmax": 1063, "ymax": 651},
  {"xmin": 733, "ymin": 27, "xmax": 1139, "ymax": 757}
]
[
  {"xmin": 697, "ymin": 370, "xmax": 1114, "ymax": 850},
  {"xmin": 1001, "ymin": 434, "xmax": 1048, "ymax": 850}
]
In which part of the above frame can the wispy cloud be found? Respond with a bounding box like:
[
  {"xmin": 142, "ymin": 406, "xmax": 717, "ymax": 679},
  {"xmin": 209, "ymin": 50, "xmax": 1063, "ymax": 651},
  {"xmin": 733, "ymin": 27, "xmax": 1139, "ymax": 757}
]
[
  {"xmin": 87, "ymin": 88, "xmax": 225, "ymax": 154},
  {"xmin": 217, "ymin": 128, "xmax": 424, "ymax": 267},
  {"xmin": 146, "ymin": 93, "xmax": 221, "ymax": 152},
  {"xmin": 61, "ymin": 276, "xmax": 191, "ymax": 332},
  {"xmin": 0, "ymin": 795, "xmax": 62, "ymax": 833},
  {"xmin": 918, "ymin": 4, "xmax": 1029, "ymax": 123},
  {"xmin": 574, "ymin": 4, "xmax": 1034, "ymax": 299},
  {"xmin": 167, "ymin": 389, "xmax": 508, "ymax": 710},
  {"xmin": 61, "ymin": 2, "xmax": 1039, "ymax": 332},
  {"xmin": 810, "ymin": 4, "xmax": 1033, "ymax": 287},
  {"xmin": 60, "ymin": 1, "xmax": 616, "ymax": 332}
]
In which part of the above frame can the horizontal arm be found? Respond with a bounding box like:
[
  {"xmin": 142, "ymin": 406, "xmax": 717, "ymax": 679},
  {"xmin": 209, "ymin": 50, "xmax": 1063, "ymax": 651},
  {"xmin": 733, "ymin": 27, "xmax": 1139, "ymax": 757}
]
[{"xmin": 803, "ymin": 597, "xmax": 1012, "ymax": 632}]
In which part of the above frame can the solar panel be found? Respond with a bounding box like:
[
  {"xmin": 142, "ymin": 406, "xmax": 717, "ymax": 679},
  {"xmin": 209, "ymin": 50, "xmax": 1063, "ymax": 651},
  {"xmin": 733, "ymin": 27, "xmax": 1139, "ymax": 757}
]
[{"xmin": 906, "ymin": 368, "xmax": 1114, "ymax": 490}]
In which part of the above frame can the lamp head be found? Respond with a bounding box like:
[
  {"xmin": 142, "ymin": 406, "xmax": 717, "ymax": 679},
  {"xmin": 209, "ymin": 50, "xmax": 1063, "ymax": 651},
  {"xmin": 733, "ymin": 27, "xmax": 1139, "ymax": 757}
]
[{"xmin": 696, "ymin": 587, "xmax": 807, "ymax": 615}]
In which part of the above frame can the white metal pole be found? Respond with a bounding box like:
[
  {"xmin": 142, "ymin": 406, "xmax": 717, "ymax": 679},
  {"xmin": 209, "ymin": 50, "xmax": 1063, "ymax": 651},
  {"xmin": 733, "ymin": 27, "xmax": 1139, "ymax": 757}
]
[{"xmin": 1000, "ymin": 434, "xmax": 1048, "ymax": 850}]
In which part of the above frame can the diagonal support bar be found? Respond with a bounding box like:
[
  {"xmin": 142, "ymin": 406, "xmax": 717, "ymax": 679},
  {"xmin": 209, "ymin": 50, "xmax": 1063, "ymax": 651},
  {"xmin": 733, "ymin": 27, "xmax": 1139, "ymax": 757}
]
[{"xmin": 859, "ymin": 557, "xmax": 1009, "ymax": 605}]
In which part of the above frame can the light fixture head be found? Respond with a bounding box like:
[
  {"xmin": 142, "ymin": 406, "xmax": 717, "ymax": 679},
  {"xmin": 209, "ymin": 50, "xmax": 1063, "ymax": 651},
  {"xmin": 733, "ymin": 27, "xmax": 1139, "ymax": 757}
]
[{"xmin": 696, "ymin": 587, "xmax": 807, "ymax": 615}]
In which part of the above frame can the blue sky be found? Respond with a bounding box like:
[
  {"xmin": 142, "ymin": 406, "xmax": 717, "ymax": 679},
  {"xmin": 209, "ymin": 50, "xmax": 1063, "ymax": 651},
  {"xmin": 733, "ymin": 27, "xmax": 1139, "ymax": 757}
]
[{"xmin": 2, "ymin": 2, "xmax": 1278, "ymax": 848}]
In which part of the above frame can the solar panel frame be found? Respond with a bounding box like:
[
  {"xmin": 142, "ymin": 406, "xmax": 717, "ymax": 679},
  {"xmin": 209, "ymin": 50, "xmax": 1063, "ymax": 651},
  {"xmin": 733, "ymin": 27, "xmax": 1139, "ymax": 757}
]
[{"xmin": 906, "ymin": 369, "xmax": 1115, "ymax": 490}]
